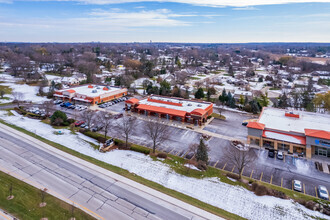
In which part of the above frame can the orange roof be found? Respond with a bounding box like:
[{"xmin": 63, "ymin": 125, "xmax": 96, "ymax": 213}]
[
  {"xmin": 191, "ymin": 108, "xmax": 206, "ymax": 116},
  {"xmin": 66, "ymin": 89, "xmax": 76, "ymax": 93},
  {"xmin": 126, "ymin": 98, "xmax": 140, "ymax": 105},
  {"xmin": 247, "ymin": 121, "xmax": 265, "ymax": 130},
  {"xmin": 137, "ymin": 104, "xmax": 186, "ymax": 117},
  {"xmin": 305, "ymin": 129, "xmax": 330, "ymax": 140}
]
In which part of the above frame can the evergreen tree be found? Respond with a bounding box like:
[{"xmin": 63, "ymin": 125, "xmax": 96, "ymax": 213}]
[
  {"xmin": 278, "ymin": 93, "xmax": 289, "ymax": 108},
  {"xmin": 227, "ymin": 92, "xmax": 233, "ymax": 106},
  {"xmin": 194, "ymin": 88, "xmax": 205, "ymax": 99},
  {"xmin": 219, "ymin": 89, "xmax": 228, "ymax": 106},
  {"xmin": 196, "ymin": 139, "xmax": 208, "ymax": 163}
]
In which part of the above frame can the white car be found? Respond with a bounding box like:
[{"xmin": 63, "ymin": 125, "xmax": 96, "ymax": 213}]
[
  {"xmin": 293, "ymin": 180, "xmax": 302, "ymax": 192},
  {"xmin": 317, "ymin": 185, "xmax": 329, "ymax": 200}
]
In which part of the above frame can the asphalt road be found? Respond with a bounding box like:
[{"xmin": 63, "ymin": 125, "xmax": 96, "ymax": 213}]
[{"xmin": 0, "ymin": 125, "xmax": 219, "ymax": 220}]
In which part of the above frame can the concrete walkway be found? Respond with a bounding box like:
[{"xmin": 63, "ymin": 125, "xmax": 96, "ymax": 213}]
[{"xmin": 0, "ymin": 122, "xmax": 224, "ymax": 220}]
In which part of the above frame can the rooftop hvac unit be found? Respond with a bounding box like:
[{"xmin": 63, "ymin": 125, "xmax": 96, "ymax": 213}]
[
  {"xmin": 96, "ymin": 86, "xmax": 100, "ymax": 89},
  {"xmin": 197, "ymin": 104, "xmax": 202, "ymax": 107},
  {"xmin": 188, "ymin": 103, "xmax": 192, "ymax": 106},
  {"xmin": 92, "ymin": 90, "xmax": 98, "ymax": 93}
]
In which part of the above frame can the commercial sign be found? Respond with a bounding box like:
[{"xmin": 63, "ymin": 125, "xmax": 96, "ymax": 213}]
[{"xmin": 315, "ymin": 139, "xmax": 330, "ymax": 147}]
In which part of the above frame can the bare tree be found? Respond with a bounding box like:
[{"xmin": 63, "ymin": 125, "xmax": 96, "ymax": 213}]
[
  {"xmin": 97, "ymin": 111, "xmax": 113, "ymax": 139},
  {"xmin": 117, "ymin": 115, "xmax": 136, "ymax": 148},
  {"xmin": 144, "ymin": 119, "xmax": 169, "ymax": 154},
  {"xmin": 224, "ymin": 145, "xmax": 256, "ymax": 180},
  {"xmin": 12, "ymin": 92, "xmax": 24, "ymax": 107},
  {"xmin": 42, "ymin": 100, "xmax": 54, "ymax": 116},
  {"xmin": 80, "ymin": 109, "xmax": 95, "ymax": 130}
]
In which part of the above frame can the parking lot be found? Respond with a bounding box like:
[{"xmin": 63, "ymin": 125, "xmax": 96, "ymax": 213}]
[
  {"xmin": 27, "ymin": 100, "xmax": 330, "ymax": 200},
  {"xmin": 203, "ymin": 110, "xmax": 252, "ymax": 140}
]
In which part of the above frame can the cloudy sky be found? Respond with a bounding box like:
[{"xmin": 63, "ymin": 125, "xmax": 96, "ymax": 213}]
[{"xmin": 0, "ymin": 0, "xmax": 330, "ymax": 42}]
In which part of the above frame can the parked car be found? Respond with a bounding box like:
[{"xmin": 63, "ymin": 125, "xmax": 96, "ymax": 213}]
[
  {"xmin": 317, "ymin": 185, "xmax": 329, "ymax": 200},
  {"xmin": 80, "ymin": 123, "xmax": 87, "ymax": 128},
  {"xmin": 105, "ymin": 138, "xmax": 114, "ymax": 147},
  {"xmin": 75, "ymin": 121, "xmax": 85, "ymax": 127},
  {"xmin": 268, "ymin": 149, "xmax": 275, "ymax": 158},
  {"xmin": 293, "ymin": 180, "xmax": 302, "ymax": 192},
  {"xmin": 92, "ymin": 125, "xmax": 103, "ymax": 132},
  {"xmin": 242, "ymin": 122, "xmax": 248, "ymax": 126},
  {"xmin": 277, "ymin": 151, "xmax": 284, "ymax": 160}
]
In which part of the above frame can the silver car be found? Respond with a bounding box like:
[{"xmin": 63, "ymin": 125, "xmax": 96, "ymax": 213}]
[{"xmin": 293, "ymin": 180, "xmax": 302, "ymax": 192}]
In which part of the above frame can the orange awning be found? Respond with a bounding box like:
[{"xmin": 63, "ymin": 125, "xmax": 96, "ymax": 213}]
[
  {"xmin": 305, "ymin": 129, "xmax": 330, "ymax": 140},
  {"xmin": 190, "ymin": 108, "xmax": 206, "ymax": 116},
  {"xmin": 247, "ymin": 122, "xmax": 265, "ymax": 130},
  {"xmin": 126, "ymin": 98, "xmax": 140, "ymax": 105},
  {"xmin": 137, "ymin": 104, "xmax": 186, "ymax": 117}
]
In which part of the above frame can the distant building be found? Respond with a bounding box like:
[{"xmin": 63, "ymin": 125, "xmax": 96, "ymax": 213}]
[
  {"xmin": 54, "ymin": 84, "xmax": 127, "ymax": 105},
  {"xmin": 247, "ymin": 107, "xmax": 330, "ymax": 159},
  {"xmin": 125, "ymin": 95, "xmax": 213, "ymax": 126}
]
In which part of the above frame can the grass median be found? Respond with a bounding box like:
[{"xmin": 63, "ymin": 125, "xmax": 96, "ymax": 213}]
[
  {"xmin": 0, "ymin": 170, "xmax": 95, "ymax": 220},
  {"xmin": 0, "ymin": 119, "xmax": 245, "ymax": 220}
]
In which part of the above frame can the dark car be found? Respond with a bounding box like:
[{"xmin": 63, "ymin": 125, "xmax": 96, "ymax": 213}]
[
  {"xmin": 242, "ymin": 122, "xmax": 248, "ymax": 126},
  {"xmin": 268, "ymin": 149, "xmax": 275, "ymax": 158}
]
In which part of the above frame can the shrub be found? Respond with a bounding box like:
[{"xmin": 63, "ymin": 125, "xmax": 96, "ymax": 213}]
[
  {"xmin": 130, "ymin": 145, "xmax": 150, "ymax": 154},
  {"xmin": 97, "ymin": 137, "xmax": 107, "ymax": 143},
  {"xmin": 254, "ymin": 185, "xmax": 268, "ymax": 196},
  {"xmin": 197, "ymin": 160, "xmax": 208, "ymax": 171},
  {"xmin": 51, "ymin": 110, "xmax": 67, "ymax": 125},
  {"xmin": 251, "ymin": 182, "xmax": 259, "ymax": 191},
  {"xmin": 62, "ymin": 121, "xmax": 70, "ymax": 126},
  {"xmin": 67, "ymin": 118, "xmax": 75, "ymax": 124},
  {"xmin": 226, "ymin": 172, "xmax": 239, "ymax": 180},
  {"xmin": 157, "ymin": 152, "xmax": 167, "ymax": 159}
]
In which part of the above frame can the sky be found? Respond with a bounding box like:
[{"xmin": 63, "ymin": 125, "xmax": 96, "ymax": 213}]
[{"xmin": 0, "ymin": 0, "xmax": 330, "ymax": 43}]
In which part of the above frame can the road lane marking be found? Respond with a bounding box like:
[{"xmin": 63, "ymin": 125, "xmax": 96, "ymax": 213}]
[
  {"xmin": 270, "ymin": 175, "xmax": 273, "ymax": 184},
  {"xmin": 222, "ymin": 163, "xmax": 227, "ymax": 170},
  {"xmin": 281, "ymin": 178, "xmax": 283, "ymax": 187},
  {"xmin": 213, "ymin": 160, "xmax": 219, "ymax": 168},
  {"xmin": 183, "ymin": 150, "xmax": 190, "ymax": 157},
  {"xmin": 231, "ymin": 165, "xmax": 235, "ymax": 173},
  {"xmin": 250, "ymin": 170, "xmax": 254, "ymax": 179},
  {"xmin": 259, "ymin": 172, "xmax": 263, "ymax": 181}
]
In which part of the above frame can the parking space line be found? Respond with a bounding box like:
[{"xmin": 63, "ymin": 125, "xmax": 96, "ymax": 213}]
[
  {"xmin": 222, "ymin": 163, "xmax": 227, "ymax": 170},
  {"xmin": 250, "ymin": 170, "xmax": 254, "ymax": 179},
  {"xmin": 284, "ymin": 156, "xmax": 285, "ymax": 163},
  {"xmin": 292, "ymin": 180, "xmax": 293, "ymax": 190},
  {"xmin": 162, "ymin": 146, "xmax": 169, "ymax": 152},
  {"xmin": 303, "ymin": 184, "xmax": 306, "ymax": 194},
  {"xmin": 183, "ymin": 150, "xmax": 190, "ymax": 157},
  {"xmin": 168, "ymin": 149, "xmax": 175, "ymax": 154},
  {"xmin": 231, "ymin": 165, "xmax": 235, "ymax": 173},
  {"xmin": 259, "ymin": 172, "xmax": 263, "ymax": 181},
  {"xmin": 175, "ymin": 151, "xmax": 180, "ymax": 156},
  {"xmin": 281, "ymin": 178, "xmax": 283, "ymax": 187},
  {"xmin": 270, "ymin": 175, "xmax": 273, "ymax": 184},
  {"xmin": 315, "ymin": 187, "xmax": 318, "ymax": 198},
  {"xmin": 240, "ymin": 167, "xmax": 244, "ymax": 176},
  {"xmin": 213, "ymin": 160, "xmax": 219, "ymax": 168}
]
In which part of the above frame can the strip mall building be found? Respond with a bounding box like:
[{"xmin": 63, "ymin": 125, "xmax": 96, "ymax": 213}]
[
  {"xmin": 247, "ymin": 107, "xmax": 330, "ymax": 159},
  {"xmin": 126, "ymin": 95, "xmax": 213, "ymax": 126},
  {"xmin": 54, "ymin": 85, "xmax": 127, "ymax": 105}
]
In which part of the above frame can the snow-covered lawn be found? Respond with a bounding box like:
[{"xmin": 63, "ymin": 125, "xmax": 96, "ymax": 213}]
[
  {"xmin": 0, "ymin": 111, "xmax": 328, "ymax": 220},
  {"xmin": 0, "ymin": 73, "xmax": 49, "ymax": 103}
]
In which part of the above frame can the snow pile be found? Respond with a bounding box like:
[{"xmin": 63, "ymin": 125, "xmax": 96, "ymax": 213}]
[
  {"xmin": 0, "ymin": 111, "xmax": 328, "ymax": 220},
  {"xmin": 184, "ymin": 163, "xmax": 200, "ymax": 171}
]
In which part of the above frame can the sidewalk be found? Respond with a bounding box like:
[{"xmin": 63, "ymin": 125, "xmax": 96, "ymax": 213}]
[{"xmin": 0, "ymin": 209, "xmax": 15, "ymax": 220}]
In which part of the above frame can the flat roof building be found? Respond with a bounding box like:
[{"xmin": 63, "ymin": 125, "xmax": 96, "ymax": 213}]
[
  {"xmin": 54, "ymin": 84, "xmax": 127, "ymax": 105},
  {"xmin": 126, "ymin": 95, "xmax": 213, "ymax": 126},
  {"xmin": 247, "ymin": 107, "xmax": 330, "ymax": 159}
]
